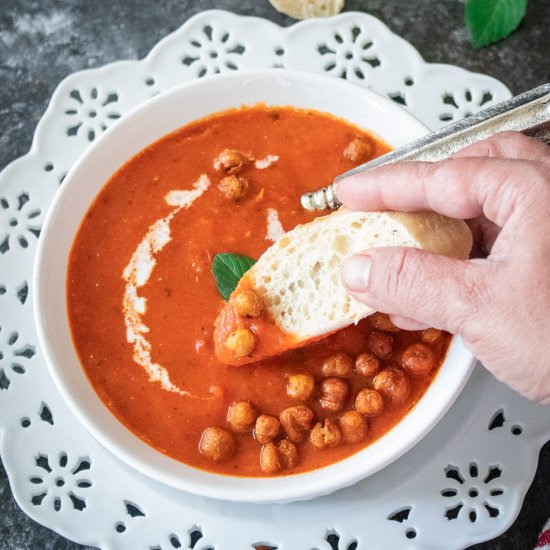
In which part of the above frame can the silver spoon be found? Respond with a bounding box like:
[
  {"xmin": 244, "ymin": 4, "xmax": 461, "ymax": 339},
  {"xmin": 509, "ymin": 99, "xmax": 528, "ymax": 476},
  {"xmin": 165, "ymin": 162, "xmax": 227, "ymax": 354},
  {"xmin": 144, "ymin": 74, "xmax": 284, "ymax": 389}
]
[{"xmin": 301, "ymin": 83, "xmax": 550, "ymax": 211}]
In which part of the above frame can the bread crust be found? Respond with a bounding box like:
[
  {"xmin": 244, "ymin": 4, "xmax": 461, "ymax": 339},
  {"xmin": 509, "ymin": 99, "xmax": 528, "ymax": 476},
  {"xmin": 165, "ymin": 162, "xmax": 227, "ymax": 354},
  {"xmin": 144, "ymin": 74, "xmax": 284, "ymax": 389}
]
[
  {"xmin": 389, "ymin": 211, "xmax": 473, "ymax": 260},
  {"xmin": 268, "ymin": 0, "xmax": 345, "ymax": 19}
]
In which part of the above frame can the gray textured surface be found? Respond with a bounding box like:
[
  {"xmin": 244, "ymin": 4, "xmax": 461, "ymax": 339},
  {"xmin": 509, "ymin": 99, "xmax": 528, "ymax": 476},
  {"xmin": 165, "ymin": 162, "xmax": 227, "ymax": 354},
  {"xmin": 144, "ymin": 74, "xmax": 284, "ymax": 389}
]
[{"xmin": 0, "ymin": 0, "xmax": 549, "ymax": 549}]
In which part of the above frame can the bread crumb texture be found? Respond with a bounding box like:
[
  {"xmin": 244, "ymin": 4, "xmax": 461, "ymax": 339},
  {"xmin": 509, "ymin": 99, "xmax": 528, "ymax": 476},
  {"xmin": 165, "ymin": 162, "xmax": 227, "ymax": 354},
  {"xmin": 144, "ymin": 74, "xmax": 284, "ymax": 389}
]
[
  {"xmin": 268, "ymin": 0, "xmax": 345, "ymax": 19},
  {"xmin": 248, "ymin": 208, "xmax": 471, "ymax": 340},
  {"xmin": 250, "ymin": 210, "xmax": 415, "ymax": 339}
]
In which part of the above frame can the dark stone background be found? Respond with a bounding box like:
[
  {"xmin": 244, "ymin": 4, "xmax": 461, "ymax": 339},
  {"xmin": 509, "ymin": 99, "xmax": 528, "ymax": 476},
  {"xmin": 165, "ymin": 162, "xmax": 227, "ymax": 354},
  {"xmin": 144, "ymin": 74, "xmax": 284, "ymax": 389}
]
[{"xmin": 0, "ymin": 0, "xmax": 548, "ymax": 548}]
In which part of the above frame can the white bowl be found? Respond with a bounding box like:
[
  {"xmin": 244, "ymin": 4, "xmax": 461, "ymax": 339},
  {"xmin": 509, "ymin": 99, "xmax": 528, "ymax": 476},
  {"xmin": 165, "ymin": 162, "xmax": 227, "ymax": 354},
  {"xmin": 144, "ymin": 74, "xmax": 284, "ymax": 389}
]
[{"xmin": 34, "ymin": 69, "xmax": 476, "ymax": 504}]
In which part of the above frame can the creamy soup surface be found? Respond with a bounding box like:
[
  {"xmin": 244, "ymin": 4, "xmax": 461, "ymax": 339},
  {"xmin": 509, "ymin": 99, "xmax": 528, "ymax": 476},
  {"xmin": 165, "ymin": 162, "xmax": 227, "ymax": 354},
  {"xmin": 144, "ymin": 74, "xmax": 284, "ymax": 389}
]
[{"xmin": 67, "ymin": 106, "xmax": 450, "ymax": 476}]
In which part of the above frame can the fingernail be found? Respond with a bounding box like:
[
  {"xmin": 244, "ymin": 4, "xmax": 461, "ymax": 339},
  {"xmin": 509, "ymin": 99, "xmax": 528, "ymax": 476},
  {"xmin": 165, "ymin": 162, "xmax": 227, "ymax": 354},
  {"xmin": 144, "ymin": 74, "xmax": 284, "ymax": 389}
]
[{"xmin": 342, "ymin": 254, "xmax": 371, "ymax": 292}]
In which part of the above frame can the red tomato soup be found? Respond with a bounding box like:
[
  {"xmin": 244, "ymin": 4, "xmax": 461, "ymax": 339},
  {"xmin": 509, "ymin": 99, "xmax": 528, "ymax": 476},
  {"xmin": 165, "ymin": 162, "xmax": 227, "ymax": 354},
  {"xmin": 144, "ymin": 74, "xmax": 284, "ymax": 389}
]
[{"xmin": 67, "ymin": 106, "xmax": 450, "ymax": 476}]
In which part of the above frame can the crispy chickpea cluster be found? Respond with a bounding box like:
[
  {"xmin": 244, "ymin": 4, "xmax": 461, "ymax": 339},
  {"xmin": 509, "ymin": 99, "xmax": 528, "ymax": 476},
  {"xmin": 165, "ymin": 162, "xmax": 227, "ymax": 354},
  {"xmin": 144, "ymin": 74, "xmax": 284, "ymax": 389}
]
[
  {"xmin": 260, "ymin": 439, "xmax": 298, "ymax": 474},
  {"xmin": 214, "ymin": 149, "xmax": 253, "ymax": 201},
  {"xmin": 202, "ymin": 310, "xmax": 447, "ymax": 474},
  {"xmin": 280, "ymin": 405, "xmax": 315, "ymax": 443},
  {"xmin": 224, "ymin": 290, "xmax": 263, "ymax": 358}
]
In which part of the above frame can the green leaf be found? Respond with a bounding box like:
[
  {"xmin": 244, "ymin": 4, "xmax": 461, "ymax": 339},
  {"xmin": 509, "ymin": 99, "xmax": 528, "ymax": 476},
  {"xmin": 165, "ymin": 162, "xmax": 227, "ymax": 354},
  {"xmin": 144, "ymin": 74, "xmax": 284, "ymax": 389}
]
[
  {"xmin": 465, "ymin": 0, "xmax": 528, "ymax": 49},
  {"xmin": 212, "ymin": 253, "xmax": 256, "ymax": 300}
]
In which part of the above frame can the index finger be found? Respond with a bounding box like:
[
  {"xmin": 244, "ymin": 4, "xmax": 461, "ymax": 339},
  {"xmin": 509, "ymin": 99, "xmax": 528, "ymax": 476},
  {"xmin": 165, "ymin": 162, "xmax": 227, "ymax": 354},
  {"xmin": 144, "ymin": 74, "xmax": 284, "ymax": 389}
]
[{"xmin": 336, "ymin": 156, "xmax": 539, "ymax": 227}]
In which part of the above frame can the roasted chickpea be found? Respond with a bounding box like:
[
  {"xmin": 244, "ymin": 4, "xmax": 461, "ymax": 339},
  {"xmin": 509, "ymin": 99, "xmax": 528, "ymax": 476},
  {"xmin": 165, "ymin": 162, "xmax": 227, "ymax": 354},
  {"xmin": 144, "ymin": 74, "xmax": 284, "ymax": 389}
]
[
  {"xmin": 287, "ymin": 372, "xmax": 315, "ymax": 401},
  {"xmin": 218, "ymin": 175, "xmax": 249, "ymax": 201},
  {"xmin": 199, "ymin": 427, "xmax": 236, "ymax": 463},
  {"xmin": 369, "ymin": 312, "xmax": 400, "ymax": 333},
  {"xmin": 254, "ymin": 414, "xmax": 280, "ymax": 444},
  {"xmin": 373, "ymin": 367, "xmax": 410, "ymax": 404},
  {"xmin": 277, "ymin": 439, "xmax": 298, "ymax": 469},
  {"xmin": 343, "ymin": 137, "xmax": 373, "ymax": 163},
  {"xmin": 319, "ymin": 377, "xmax": 349, "ymax": 412},
  {"xmin": 354, "ymin": 352, "xmax": 381, "ymax": 377},
  {"xmin": 259, "ymin": 439, "xmax": 298, "ymax": 474},
  {"xmin": 234, "ymin": 289, "xmax": 263, "ymax": 317},
  {"xmin": 226, "ymin": 328, "xmax": 255, "ymax": 358},
  {"xmin": 260, "ymin": 442, "xmax": 281, "ymax": 474},
  {"xmin": 355, "ymin": 388, "xmax": 384, "ymax": 417},
  {"xmin": 367, "ymin": 331, "xmax": 394, "ymax": 359},
  {"xmin": 227, "ymin": 401, "xmax": 258, "ymax": 432},
  {"xmin": 421, "ymin": 327, "xmax": 443, "ymax": 344},
  {"xmin": 401, "ymin": 342, "xmax": 436, "ymax": 376},
  {"xmin": 310, "ymin": 419, "xmax": 342, "ymax": 449},
  {"xmin": 339, "ymin": 411, "xmax": 368, "ymax": 443},
  {"xmin": 280, "ymin": 405, "xmax": 315, "ymax": 443},
  {"xmin": 321, "ymin": 352, "xmax": 353, "ymax": 377},
  {"xmin": 213, "ymin": 148, "xmax": 247, "ymax": 174}
]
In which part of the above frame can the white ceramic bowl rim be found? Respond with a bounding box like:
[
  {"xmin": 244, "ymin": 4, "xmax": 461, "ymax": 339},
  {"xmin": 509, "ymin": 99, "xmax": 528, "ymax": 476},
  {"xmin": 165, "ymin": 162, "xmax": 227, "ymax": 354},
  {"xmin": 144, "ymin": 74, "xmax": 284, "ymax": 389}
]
[{"xmin": 33, "ymin": 69, "xmax": 476, "ymax": 504}]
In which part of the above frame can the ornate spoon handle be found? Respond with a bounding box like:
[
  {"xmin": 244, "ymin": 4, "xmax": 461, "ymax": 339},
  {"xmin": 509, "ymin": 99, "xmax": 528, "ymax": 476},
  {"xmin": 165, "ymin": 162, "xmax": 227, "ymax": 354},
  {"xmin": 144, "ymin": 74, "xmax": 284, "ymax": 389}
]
[{"xmin": 301, "ymin": 83, "xmax": 550, "ymax": 211}]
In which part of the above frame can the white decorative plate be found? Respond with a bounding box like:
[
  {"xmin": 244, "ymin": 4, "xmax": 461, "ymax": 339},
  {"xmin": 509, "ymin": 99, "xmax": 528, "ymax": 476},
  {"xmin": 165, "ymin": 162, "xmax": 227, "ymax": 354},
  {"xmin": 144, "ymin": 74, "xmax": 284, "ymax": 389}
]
[{"xmin": 1, "ymin": 9, "xmax": 548, "ymax": 550}]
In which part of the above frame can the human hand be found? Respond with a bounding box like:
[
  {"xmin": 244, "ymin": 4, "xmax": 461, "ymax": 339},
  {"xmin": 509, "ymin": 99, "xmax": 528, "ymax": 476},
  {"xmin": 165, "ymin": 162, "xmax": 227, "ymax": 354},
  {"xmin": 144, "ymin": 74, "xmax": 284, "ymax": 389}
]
[{"xmin": 338, "ymin": 131, "xmax": 550, "ymax": 404}]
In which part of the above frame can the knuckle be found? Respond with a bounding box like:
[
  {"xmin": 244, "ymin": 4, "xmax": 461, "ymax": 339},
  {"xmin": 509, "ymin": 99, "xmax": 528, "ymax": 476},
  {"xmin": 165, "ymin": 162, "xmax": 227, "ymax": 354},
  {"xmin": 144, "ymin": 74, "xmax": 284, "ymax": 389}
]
[
  {"xmin": 478, "ymin": 135, "xmax": 509, "ymax": 157},
  {"xmin": 511, "ymin": 163, "xmax": 550, "ymax": 210},
  {"xmin": 453, "ymin": 268, "xmax": 487, "ymax": 336},
  {"xmin": 371, "ymin": 247, "xmax": 419, "ymax": 302},
  {"xmin": 482, "ymin": 132, "xmax": 535, "ymax": 158},
  {"xmin": 490, "ymin": 131, "xmax": 523, "ymax": 149},
  {"xmin": 524, "ymin": 162, "xmax": 548, "ymax": 185}
]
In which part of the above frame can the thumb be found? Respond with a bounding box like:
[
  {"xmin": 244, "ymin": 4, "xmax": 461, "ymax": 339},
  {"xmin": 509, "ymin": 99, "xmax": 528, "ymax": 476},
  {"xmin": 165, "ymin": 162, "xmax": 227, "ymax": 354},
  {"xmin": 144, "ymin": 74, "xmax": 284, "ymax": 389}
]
[{"xmin": 342, "ymin": 247, "xmax": 487, "ymax": 335}]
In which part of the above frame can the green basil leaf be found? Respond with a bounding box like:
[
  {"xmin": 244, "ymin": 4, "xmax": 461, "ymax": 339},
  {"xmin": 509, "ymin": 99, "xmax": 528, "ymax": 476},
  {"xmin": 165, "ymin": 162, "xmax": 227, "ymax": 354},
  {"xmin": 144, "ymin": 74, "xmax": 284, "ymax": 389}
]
[
  {"xmin": 212, "ymin": 253, "xmax": 256, "ymax": 300},
  {"xmin": 465, "ymin": 0, "xmax": 528, "ymax": 49}
]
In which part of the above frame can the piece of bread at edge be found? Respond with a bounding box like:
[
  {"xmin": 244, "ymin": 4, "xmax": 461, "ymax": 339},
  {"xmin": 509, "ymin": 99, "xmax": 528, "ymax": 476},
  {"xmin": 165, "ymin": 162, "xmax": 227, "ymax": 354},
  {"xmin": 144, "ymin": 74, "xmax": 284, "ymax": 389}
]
[
  {"xmin": 268, "ymin": 0, "xmax": 344, "ymax": 19},
  {"xmin": 214, "ymin": 208, "xmax": 472, "ymax": 366}
]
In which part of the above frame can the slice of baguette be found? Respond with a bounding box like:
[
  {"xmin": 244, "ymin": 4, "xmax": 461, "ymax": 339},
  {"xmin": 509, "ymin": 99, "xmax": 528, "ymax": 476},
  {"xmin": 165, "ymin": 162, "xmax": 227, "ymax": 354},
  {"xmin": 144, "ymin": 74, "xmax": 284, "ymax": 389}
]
[
  {"xmin": 268, "ymin": 0, "xmax": 345, "ymax": 19},
  {"xmin": 214, "ymin": 208, "xmax": 472, "ymax": 365}
]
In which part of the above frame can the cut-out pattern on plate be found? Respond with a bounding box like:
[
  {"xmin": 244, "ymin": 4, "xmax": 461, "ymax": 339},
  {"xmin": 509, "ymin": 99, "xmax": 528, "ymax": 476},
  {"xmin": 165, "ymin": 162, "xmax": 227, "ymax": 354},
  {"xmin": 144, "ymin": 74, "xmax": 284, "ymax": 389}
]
[
  {"xmin": 0, "ymin": 9, "xmax": 548, "ymax": 550},
  {"xmin": 181, "ymin": 24, "xmax": 246, "ymax": 78},
  {"xmin": 20, "ymin": 402, "xmax": 54, "ymax": 429},
  {"xmin": 388, "ymin": 506, "xmax": 417, "ymax": 540},
  {"xmin": 318, "ymin": 25, "xmax": 380, "ymax": 80},
  {"xmin": 439, "ymin": 89, "xmax": 494, "ymax": 122},
  {"xmin": 0, "ymin": 191, "xmax": 41, "ymax": 254},
  {"xmin": 488, "ymin": 409, "xmax": 524, "ymax": 436},
  {"xmin": 325, "ymin": 531, "xmax": 358, "ymax": 550},
  {"xmin": 149, "ymin": 527, "xmax": 213, "ymax": 550},
  {"xmin": 65, "ymin": 87, "xmax": 121, "ymax": 141},
  {"xmin": 30, "ymin": 453, "xmax": 92, "ymax": 512},
  {"xmin": 442, "ymin": 462, "xmax": 503, "ymax": 523},
  {"xmin": 0, "ymin": 328, "xmax": 36, "ymax": 391}
]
